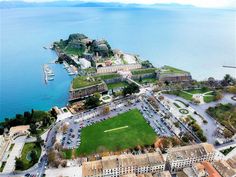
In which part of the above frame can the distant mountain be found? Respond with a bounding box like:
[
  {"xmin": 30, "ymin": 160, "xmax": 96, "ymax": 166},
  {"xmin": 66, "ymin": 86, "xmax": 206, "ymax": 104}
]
[{"xmin": 0, "ymin": 0, "xmax": 195, "ymax": 9}]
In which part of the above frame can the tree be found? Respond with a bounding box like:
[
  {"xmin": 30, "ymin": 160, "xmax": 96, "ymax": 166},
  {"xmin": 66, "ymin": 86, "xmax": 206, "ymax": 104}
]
[
  {"xmin": 94, "ymin": 92, "xmax": 101, "ymax": 99},
  {"xmin": 29, "ymin": 123, "xmax": 37, "ymax": 134},
  {"xmin": 15, "ymin": 158, "xmax": 24, "ymax": 170},
  {"xmin": 36, "ymin": 134, "xmax": 43, "ymax": 146},
  {"xmin": 48, "ymin": 149, "xmax": 56, "ymax": 166},
  {"xmin": 123, "ymin": 83, "xmax": 140, "ymax": 96},
  {"xmin": 84, "ymin": 96, "xmax": 100, "ymax": 108},
  {"xmin": 223, "ymin": 74, "xmax": 235, "ymax": 85},
  {"xmin": 215, "ymin": 91, "xmax": 223, "ymax": 101},
  {"xmin": 223, "ymin": 128, "xmax": 234, "ymax": 138},
  {"xmin": 139, "ymin": 76, "xmax": 142, "ymax": 83},
  {"xmin": 30, "ymin": 150, "xmax": 38, "ymax": 164},
  {"xmin": 102, "ymin": 106, "xmax": 110, "ymax": 115},
  {"xmin": 61, "ymin": 123, "xmax": 69, "ymax": 134}
]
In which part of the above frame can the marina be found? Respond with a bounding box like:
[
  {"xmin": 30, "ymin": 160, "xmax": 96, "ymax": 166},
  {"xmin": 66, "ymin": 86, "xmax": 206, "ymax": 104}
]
[{"xmin": 63, "ymin": 61, "xmax": 78, "ymax": 76}]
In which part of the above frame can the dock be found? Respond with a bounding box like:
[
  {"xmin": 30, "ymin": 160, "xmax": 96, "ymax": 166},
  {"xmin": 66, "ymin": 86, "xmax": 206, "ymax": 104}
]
[{"xmin": 43, "ymin": 64, "xmax": 55, "ymax": 84}]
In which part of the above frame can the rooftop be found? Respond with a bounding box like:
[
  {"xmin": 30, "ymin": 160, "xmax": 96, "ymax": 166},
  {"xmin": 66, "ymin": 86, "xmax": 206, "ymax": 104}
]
[
  {"xmin": 9, "ymin": 125, "xmax": 30, "ymax": 136},
  {"xmin": 201, "ymin": 161, "xmax": 221, "ymax": 177},
  {"xmin": 82, "ymin": 160, "xmax": 103, "ymax": 177},
  {"xmin": 157, "ymin": 171, "xmax": 172, "ymax": 177},
  {"xmin": 82, "ymin": 151, "xmax": 165, "ymax": 176},
  {"xmin": 213, "ymin": 160, "xmax": 236, "ymax": 177},
  {"xmin": 71, "ymin": 76, "xmax": 102, "ymax": 90},
  {"xmin": 102, "ymin": 155, "xmax": 118, "ymax": 170},
  {"xmin": 226, "ymin": 155, "xmax": 236, "ymax": 169},
  {"xmin": 167, "ymin": 143, "xmax": 214, "ymax": 161}
]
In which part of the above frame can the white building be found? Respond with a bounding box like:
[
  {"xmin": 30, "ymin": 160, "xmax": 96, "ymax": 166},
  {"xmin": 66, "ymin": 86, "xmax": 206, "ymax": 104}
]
[
  {"xmin": 79, "ymin": 58, "xmax": 91, "ymax": 69},
  {"xmin": 166, "ymin": 143, "xmax": 216, "ymax": 173}
]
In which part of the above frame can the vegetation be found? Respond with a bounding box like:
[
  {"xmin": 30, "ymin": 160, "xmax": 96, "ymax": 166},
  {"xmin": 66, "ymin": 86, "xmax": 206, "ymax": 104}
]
[
  {"xmin": 136, "ymin": 77, "xmax": 157, "ymax": 85},
  {"xmin": 84, "ymin": 96, "xmax": 100, "ymax": 109},
  {"xmin": 159, "ymin": 65, "xmax": 189, "ymax": 74},
  {"xmin": 72, "ymin": 76, "xmax": 102, "ymax": 89},
  {"xmin": 131, "ymin": 68, "xmax": 156, "ymax": 75},
  {"xmin": 226, "ymin": 85, "xmax": 236, "ymax": 94},
  {"xmin": 173, "ymin": 102, "xmax": 180, "ymax": 108},
  {"xmin": 76, "ymin": 109, "xmax": 157, "ymax": 156},
  {"xmin": 123, "ymin": 83, "xmax": 140, "ymax": 96},
  {"xmin": 107, "ymin": 82, "xmax": 128, "ymax": 90},
  {"xmin": 141, "ymin": 60, "xmax": 154, "ymax": 68},
  {"xmin": 15, "ymin": 143, "xmax": 41, "ymax": 171},
  {"xmin": 220, "ymin": 146, "xmax": 235, "ymax": 155},
  {"xmin": 183, "ymin": 115, "xmax": 207, "ymax": 142},
  {"xmin": 0, "ymin": 162, "xmax": 6, "ymax": 172},
  {"xmin": 207, "ymin": 103, "xmax": 236, "ymax": 135},
  {"xmin": 0, "ymin": 110, "xmax": 54, "ymax": 135},
  {"xmin": 62, "ymin": 149, "xmax": 73, "ymax": 159},
  {"xmin": 95, "ymin": 73, "xmax": 120, "ymax": 80}
]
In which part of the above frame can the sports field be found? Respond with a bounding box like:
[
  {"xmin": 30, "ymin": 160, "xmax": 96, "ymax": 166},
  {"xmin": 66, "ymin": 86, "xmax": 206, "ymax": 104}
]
[{"xmin": 76, "ymin": 109, "xmax": 157, "ymax": 156}]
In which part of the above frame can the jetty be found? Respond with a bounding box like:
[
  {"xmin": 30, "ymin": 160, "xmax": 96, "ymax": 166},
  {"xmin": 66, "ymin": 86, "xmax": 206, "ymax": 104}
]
[{"xmin": 43, "ymin": 64, "xmax": 55, "ymax": 84}]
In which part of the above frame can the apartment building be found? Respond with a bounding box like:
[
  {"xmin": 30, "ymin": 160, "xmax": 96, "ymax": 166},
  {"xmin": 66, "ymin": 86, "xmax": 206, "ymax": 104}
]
[
  {"xmin": 166, "ymin": 143, "xmax": 216, "ymax": 173},
  {"xmin": 82, "ymin": 150, "xmax": 165, "ymax": 177}
]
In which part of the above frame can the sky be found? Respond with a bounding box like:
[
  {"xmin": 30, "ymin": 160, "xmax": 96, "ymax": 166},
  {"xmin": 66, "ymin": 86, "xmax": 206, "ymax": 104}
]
[{"xmin": 1, "ymin": 0, "xmax": 236, "ymax": 8}]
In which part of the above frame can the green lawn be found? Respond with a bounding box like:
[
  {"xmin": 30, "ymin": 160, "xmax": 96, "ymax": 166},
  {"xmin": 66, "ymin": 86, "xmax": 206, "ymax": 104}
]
[
  {"xmin": 95, "ymin": 73, "xmax": 120, "ymax": 80},
  {"xmin": 76, "ymin": 109, "xmax": 157, "ymax": 156},
  {"xmin": 204, "ymin": 95, "xmax": 215, "ymax": 103},
  {"xmin": 166, "ymin": 89, "xmax": 216, "ymax": 103},
  {"xmin": 160, "ymin": 65, "xmax": 188, "ymax": 74},
  {"xmin": 107, "ymin": 82, "xmax": 128, "ymax": 90},
  {"xmin": 72, "ymin": 76, "xmax": 102, "ymax": 89},
  {"xmin": 131, "ymin": 68, "xmax": 156, "ymax": 75},
  {"xmin": 17, "ymin": 143, "xmax": 41, "ymax": 170},
  {"xmin": 137, "ymin": 78, "xmax": 157, "ymax": 84}
]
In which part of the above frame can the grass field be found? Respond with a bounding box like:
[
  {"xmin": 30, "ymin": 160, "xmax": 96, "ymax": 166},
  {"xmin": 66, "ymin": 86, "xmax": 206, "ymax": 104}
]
[
  {"xmin": 107, "ymin": 82, "xmax": 128, "ymax": 90},
  {"xmin": 76, "ymin": 109, "xmax": 157, "ymax": 156},
  {"xmin": 18, "ymin": 143, "xmax": 41, "ymax": 170},
  {"xmin": 72, "ymin": 76, "xmax": 102, "ymax": 89}
]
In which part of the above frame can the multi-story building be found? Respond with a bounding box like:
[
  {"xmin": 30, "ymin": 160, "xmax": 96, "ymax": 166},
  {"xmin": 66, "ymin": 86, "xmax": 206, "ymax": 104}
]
[
  {"xmin": 97, "ymin": 63, "xmax": 142, "ymax": 74},
  {"xmin": 166, "ymin": 143, "xmax": 216, "ymax": 173},
  {"xmin": 82, "ymin": 150, "xmax": 165, "ymax": 177}
]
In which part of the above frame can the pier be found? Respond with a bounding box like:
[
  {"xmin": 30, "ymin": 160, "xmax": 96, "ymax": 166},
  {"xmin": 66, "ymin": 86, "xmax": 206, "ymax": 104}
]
[{"xmin": 43, "ymin": 64, "xmax": 55, "ymax": 84}]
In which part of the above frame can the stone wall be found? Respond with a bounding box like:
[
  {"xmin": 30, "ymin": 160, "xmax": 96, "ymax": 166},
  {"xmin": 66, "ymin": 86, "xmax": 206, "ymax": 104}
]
[{"xmin": 69, "ymin": 82, "xmax": 108, "ymax": 101}]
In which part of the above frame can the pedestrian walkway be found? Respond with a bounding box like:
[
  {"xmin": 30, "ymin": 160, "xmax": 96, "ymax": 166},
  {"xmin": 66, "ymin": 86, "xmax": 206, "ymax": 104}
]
[{"xmin": 2, "ymin": 136, "xmax": 26, "ymax": 173}]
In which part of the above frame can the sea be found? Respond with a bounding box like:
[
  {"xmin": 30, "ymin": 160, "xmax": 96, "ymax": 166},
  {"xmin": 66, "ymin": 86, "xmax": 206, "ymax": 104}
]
[{"xmin": 0, "ymin": 6, "xmax": 236, "ymax": 121}]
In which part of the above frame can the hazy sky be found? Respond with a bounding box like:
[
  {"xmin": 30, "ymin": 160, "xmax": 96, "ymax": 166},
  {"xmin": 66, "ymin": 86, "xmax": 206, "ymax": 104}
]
[{"xmin": 1, "ymin": 0, "xmax": 236, "ymax": 8}]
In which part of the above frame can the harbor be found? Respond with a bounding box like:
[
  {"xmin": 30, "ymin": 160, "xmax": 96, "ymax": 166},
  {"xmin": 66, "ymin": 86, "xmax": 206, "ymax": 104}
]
[
  {"xmin": 43, "ymin": 64, "xmax": 55, "ymax": 84},
  {"xmin": 63, "ymin": 61, "xmax": 78, "ymax": 76}
]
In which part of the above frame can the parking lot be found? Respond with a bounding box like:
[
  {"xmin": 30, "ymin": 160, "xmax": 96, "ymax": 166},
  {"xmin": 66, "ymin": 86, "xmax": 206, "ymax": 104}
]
[{"xmin": 60, "ymin": 98, "xmax": 142, "ymax": 149}]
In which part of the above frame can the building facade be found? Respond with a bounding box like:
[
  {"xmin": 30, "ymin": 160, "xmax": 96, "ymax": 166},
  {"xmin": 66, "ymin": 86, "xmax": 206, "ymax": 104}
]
[
  {"xmin": 97, "ymin": 63, "xmax": 142, "ymax": 74},
  {"xmin": 82, "ymin": 150, "xmax": 165, "ymax": 177}
]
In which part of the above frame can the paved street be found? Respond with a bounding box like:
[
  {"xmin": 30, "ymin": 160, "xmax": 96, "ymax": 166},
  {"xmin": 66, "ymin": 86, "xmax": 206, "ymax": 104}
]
[{"xmin": 2, "ymin": 136, "xmax": 26, "ymax": 174}]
